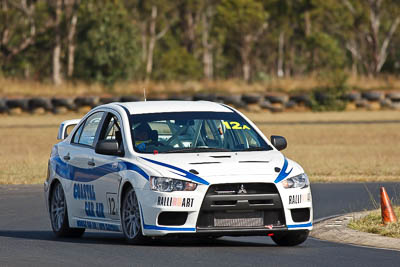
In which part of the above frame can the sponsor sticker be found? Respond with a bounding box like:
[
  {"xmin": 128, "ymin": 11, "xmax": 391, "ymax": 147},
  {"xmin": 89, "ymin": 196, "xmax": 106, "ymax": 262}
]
[
  {"xmin": 288, "ymin": 193, "xmax": 311, "ymax": 205},
  {"xmin": 157, "ymin": 196, "xmax": 194, "ymax": 208}
]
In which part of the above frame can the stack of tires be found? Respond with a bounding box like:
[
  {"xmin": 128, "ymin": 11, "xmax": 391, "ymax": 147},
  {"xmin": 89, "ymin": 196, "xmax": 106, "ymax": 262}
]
[{"xmin": 1, "ymin": 90, "xmax": 400, "ymax": 115}]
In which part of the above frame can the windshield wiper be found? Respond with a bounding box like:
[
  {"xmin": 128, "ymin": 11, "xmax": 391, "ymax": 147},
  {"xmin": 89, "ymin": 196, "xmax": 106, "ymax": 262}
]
[{"xmin": 165, "ymin": 147, "xmax": 232, "ymax": 153}]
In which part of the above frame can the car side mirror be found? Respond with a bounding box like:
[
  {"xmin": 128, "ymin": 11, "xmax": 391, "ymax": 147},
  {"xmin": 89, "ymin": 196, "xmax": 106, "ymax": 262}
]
[
  {"xmin": 95, "ymin": 140, "xmax": 123, "ymax": 156},
  {"xmin": 270, "ymin": 135, "xmax": 287, "ymax": 151}
]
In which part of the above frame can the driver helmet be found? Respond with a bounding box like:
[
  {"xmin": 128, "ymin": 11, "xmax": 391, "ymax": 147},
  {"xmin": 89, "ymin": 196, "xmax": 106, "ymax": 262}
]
[{"xmin": 133, "ymin": 123, "xmax": 152, "ymax": 151}]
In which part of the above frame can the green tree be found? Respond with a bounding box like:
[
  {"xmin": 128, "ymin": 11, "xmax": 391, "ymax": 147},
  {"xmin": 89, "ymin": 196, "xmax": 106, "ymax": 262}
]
[
  {"xmin": 155, "ymin": 46, "xmax": 202, "ymax": 80},
  {"xmin": 75, "ymin": 0, "xmax": 140, "ymax": 86},
  {"xmin": 216, "ymin": 0, "xmax": 268, "ymax": 82}
]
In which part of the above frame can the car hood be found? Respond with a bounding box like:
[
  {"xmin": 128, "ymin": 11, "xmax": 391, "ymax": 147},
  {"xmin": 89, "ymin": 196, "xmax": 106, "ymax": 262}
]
[{"xmin": 137, "ymin": 150, "xmax": 299, "ymax": 185}]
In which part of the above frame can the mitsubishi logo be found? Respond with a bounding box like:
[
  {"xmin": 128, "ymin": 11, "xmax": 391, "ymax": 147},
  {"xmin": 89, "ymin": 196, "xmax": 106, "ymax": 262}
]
[{"xmin": 237, "ymin": 184, "xmax": 247, "ymax": 194}]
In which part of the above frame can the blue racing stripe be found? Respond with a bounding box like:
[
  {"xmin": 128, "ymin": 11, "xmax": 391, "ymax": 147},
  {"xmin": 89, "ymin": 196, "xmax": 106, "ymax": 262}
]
[
  {"xmin": 143, "ymin": 224, "xmax": 196, "ymax": 231},
  {"xmin": 53, "ymin": 155, "xmax": 149, "ymax": 182},
  {"xmin": 274, "ymin": 157, "xmax": 293, "ymax": 183},
  {"xmin": 287, "ymin": 222, "xmax": 313, "ymax": 228},
  {"xmin": 140, "ymin": 157, "xmax": 209, "ymax": 185}
]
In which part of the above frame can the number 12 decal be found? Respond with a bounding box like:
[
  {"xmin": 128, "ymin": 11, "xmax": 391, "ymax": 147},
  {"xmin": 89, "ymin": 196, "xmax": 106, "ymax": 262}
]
[
  {"xmin": 106, "ymin": 193, "xmax": 117, "ymax": 216},
  {"xmin": 223, "ymin": 121, "xmax": 250, "ymax": 130}
]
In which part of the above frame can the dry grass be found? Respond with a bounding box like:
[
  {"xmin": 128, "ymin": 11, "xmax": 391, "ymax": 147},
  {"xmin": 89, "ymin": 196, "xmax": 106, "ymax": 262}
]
[
  {"xmin": 246, "ymin": 110, "xmax": 400, "ymax": 123},
  {"xmin": 348, "ymin": 207, "xmax": 400, "ymax": 238},
  {"xmin": 248, "ymin": 111, "xmax": 400, "ymax": 182},
  {"xmin": 2, "ymin": 76, "xmax": 400, "ymax": 97},
  {"xmin": 0, "ymin": 110, "xmax": 399, "ymax": 184},
  {"xmin": 0, "ymin": 114, "xmax": 76, "ymax": 184}
]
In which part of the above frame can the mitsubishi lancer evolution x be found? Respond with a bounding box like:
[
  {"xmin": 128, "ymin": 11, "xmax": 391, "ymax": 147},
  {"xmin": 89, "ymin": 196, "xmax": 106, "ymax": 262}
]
[{"xmin": 44, "ymin": 101, "xmax": 312, "ymax": 246}]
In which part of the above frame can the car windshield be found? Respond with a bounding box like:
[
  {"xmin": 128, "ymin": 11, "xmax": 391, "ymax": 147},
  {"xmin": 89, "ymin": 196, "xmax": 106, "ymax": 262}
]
[{"xmin": 129, "ymin": 111, "xmax": 272, "ymax": 154}]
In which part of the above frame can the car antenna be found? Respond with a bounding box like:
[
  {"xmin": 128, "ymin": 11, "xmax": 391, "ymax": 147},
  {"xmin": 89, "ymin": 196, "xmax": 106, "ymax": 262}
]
[{"xmin": 143, "ymin": 88, "xmax": 147, "ymax": 102}]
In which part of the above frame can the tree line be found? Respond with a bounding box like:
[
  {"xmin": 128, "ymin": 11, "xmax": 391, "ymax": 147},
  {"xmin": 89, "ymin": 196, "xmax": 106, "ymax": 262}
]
[{"xmin": 1, "ymin": 0, "xmax": 400, "ymax": 86}]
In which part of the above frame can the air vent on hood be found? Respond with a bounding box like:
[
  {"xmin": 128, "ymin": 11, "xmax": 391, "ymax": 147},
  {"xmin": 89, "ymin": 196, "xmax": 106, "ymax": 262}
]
[
  {"xmin": 209, "ymin": 155, "xmax": 231, "ymax": 158},
  {"xmin": 190, "ymin": 162, "xmax": 221, "ymax": 165},
  {"xmin": 239, "ymin": 160, "xmax": 269, "ymax": 163}
]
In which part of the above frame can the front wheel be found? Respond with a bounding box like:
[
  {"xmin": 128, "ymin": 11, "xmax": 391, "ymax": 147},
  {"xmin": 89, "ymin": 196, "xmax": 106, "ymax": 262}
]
[
  {"xmin": 121, "ymin": 187, "xmax": 146, "ymax": 244},
  {"xmin": 271, "ymin": 230, "xmax": 309, "ymax": 246},
  {"xmin": 49, "ymin": 182, "xmax": 85, "ymax": 238}
]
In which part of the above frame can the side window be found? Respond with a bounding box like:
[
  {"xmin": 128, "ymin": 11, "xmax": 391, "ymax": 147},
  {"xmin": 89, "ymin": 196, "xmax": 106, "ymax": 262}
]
[
  {"xmin": 76, "ymin": 112, "xmax": 104, "ymax": 147},
  {"xmin": 104, "ymin": 117, "xmax": 120, "ymax": 140},
  {"xmin": 99, "ymin": 114, "xmax": 124, "ymax": 152},
  {"xmin": 72, "ymin": 123, "xmax": 84, "ymax": 143}
]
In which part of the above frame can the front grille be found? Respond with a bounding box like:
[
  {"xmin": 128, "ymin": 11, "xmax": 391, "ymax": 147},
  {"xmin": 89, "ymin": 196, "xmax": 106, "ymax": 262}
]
[
  {"xmin": 209, "ymin": 183, "xmax": 278, "ymax": 195},
  {"xmin": 214, "ymin": 211, "xmax": 264, "ymax": 227},
  {"xmin": 197, "ymin": 183, "xmax": 285, "ymax": 231}
]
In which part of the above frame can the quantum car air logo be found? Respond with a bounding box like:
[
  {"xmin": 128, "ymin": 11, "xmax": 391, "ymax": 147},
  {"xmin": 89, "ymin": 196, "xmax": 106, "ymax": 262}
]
[{"xmin": 157, "ymin": 196, "xmax": 194, "ymax": 208}]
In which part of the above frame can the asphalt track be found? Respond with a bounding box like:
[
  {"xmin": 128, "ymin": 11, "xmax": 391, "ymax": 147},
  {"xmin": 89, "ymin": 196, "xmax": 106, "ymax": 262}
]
[{"xmin": 0, "ymin": 183, "xmax": 399, "ymax": 267}]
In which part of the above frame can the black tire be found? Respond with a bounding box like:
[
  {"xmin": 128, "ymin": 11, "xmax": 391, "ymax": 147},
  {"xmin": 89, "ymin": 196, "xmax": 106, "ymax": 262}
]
[
  {"xmin": 361, "ymin": 91, "xmax": 383, "ymax": 101},
  {"xmin": 0, "ymin": 98, "xmax": 8, "ymax": 113},
  {"xmin": 259, "ymin": 100, "xmax": 272, "ymax": 109},
  {"xmin": 99, "ymin": 97, "xmax": 120, "ymax": 105},
  {"xmin": 74, "ymin": 96, "xmax": 99, "ymax": 108},
  {"xmin": 49, "ymin": 182, "xmax": 85, "ymax": 238},
  {"xmin": 51, "ymin": 97, "xmax": 75, "ymax": 109},
  {"xmin": 121, "ymin": 187, "xmax": 146, "ymax": 244},
  {"xmin": 386, "ymin": 91, "xmax": 400, "ymax": 102},
  {"xmin": 265, "ymin": 94, "xmax": 289, "ymax": 104},
  {"xmin": 241, "ymin": 93, "xmax": 262, "ymax": 104},
  {"xmin": 271, "ymin": 230, "xmax": 309, "ymax": 246},
  {"xmin": 28, "ymin": 97, "xmax": 53, "ymax": 111},
  {"xmin": 285, "ymin": 100, "xmax": 297, "ymax": 109},
  {"xmin": 120, "ymin": 95, "xmax": 140, "ymax": 102},
  {"xmin": 6, "ymin": 98, "xmax": 29, "ymax": 111},
  {"xmin": 289, "ymin": 94, "xmax": 312, "ymax": 107},
  {"xmin": 344, "ymin": 91, "xmax": 361, "ymax": 102},
  {"xmin": 193, "ymin": 93, "xmax": 217, "ymax": 102},
  {"xmin": 217, "ymin": 94, "xmax": 242, "ymax": 104}
]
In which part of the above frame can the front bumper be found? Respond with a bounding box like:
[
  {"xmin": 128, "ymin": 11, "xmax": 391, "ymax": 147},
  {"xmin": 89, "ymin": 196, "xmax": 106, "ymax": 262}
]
[{"xmin": 136, "ymin": 182, "xmax": 312, "ymax": 237}]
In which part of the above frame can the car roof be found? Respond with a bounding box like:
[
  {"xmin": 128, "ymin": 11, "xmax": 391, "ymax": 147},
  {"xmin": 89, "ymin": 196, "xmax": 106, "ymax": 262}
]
[{"xmin": 107, "ymin": 101, "xmax": 233, "ymax": 115}]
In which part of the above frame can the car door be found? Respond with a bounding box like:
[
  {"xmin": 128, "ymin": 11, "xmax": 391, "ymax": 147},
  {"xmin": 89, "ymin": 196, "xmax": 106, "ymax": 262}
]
[
  {"xmin": 60, "ymin": 111, "xmax": 105, "ymax": 220},
  {"xmin": 89, "ymin": 112, "xmax": 124, "ymax": 221}
]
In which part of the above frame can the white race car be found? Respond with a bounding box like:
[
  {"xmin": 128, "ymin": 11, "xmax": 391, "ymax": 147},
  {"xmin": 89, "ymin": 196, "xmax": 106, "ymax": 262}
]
[{"xmin": 44, "ymin": 101, "xmax": 312, "ymax": 246}]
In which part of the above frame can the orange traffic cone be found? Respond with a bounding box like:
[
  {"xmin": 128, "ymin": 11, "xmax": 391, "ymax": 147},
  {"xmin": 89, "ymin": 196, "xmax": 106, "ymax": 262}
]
[{"xmin": 380, "ymin": 187, "xmax": 397, "ymax": 224}]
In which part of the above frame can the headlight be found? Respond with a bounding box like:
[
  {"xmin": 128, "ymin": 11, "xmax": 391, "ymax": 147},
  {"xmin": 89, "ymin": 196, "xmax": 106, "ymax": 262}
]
[
  {"xmin": 282, "ymin": 173, "xmax": 309, "ymax": 189},
  {"xmin": 149, "ymin": 176, "xmax": 198, "ymax": 192}
]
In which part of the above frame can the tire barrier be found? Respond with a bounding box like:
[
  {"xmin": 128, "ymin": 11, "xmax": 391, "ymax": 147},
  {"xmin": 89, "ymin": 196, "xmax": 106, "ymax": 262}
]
[
  {"xmin": 28, "ymin": 97, "xmax": 53, "ymax": 112},
  {"xmin": 265, "ymin": 94, "xmax": 289, "ymax": 104},
  {"xmin": 289, "ymin": 94, "xmax": 312, "ymax": 107},
  {"xmin": 361, "ymin": 91, "xmax": 384, "ymax": 101},
  {"xmin": 120, "ymin": 95, "xmax": 140, "ymax": 102},
  {"xmin": 1, "ymin": 90, "xmax": 400, "ymax": 115},
  {"xmin": 193, "ymin": 93, "xmax": 217, "ymax": 101},
  {"xmin": 217, "ymin": 95, "xmax": 245, "ymax": 107},
  {"xmin": 241, "ymin": 93, "xmax": 262, "ymax": 104},
  {"xmin": 386, "ymin": 92, "xmax": 400, "ymax": 102},
  {"xmin": 6, "ymin": 98, "xmax": 29, "ymax": 111},
  {"xmin": 74, "ymin": 96, "xmax": 99, "ymax": 108},
  {"xmin": 98, "ymin": 97, "xmax": 121, "ymax": 105},
  {"xmin": 0, "ymin": 98, "xmax": 8, "ymax": 113},
  {"xmin": 344, "ymin": 91, "xmax": 361, "ymax": 102}
]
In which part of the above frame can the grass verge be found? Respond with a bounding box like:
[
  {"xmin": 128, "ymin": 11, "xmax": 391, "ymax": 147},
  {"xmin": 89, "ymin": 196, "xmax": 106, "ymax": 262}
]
[{"xmin": 348, "ymin": 207, "xmax": 400, "ymax": 238}]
